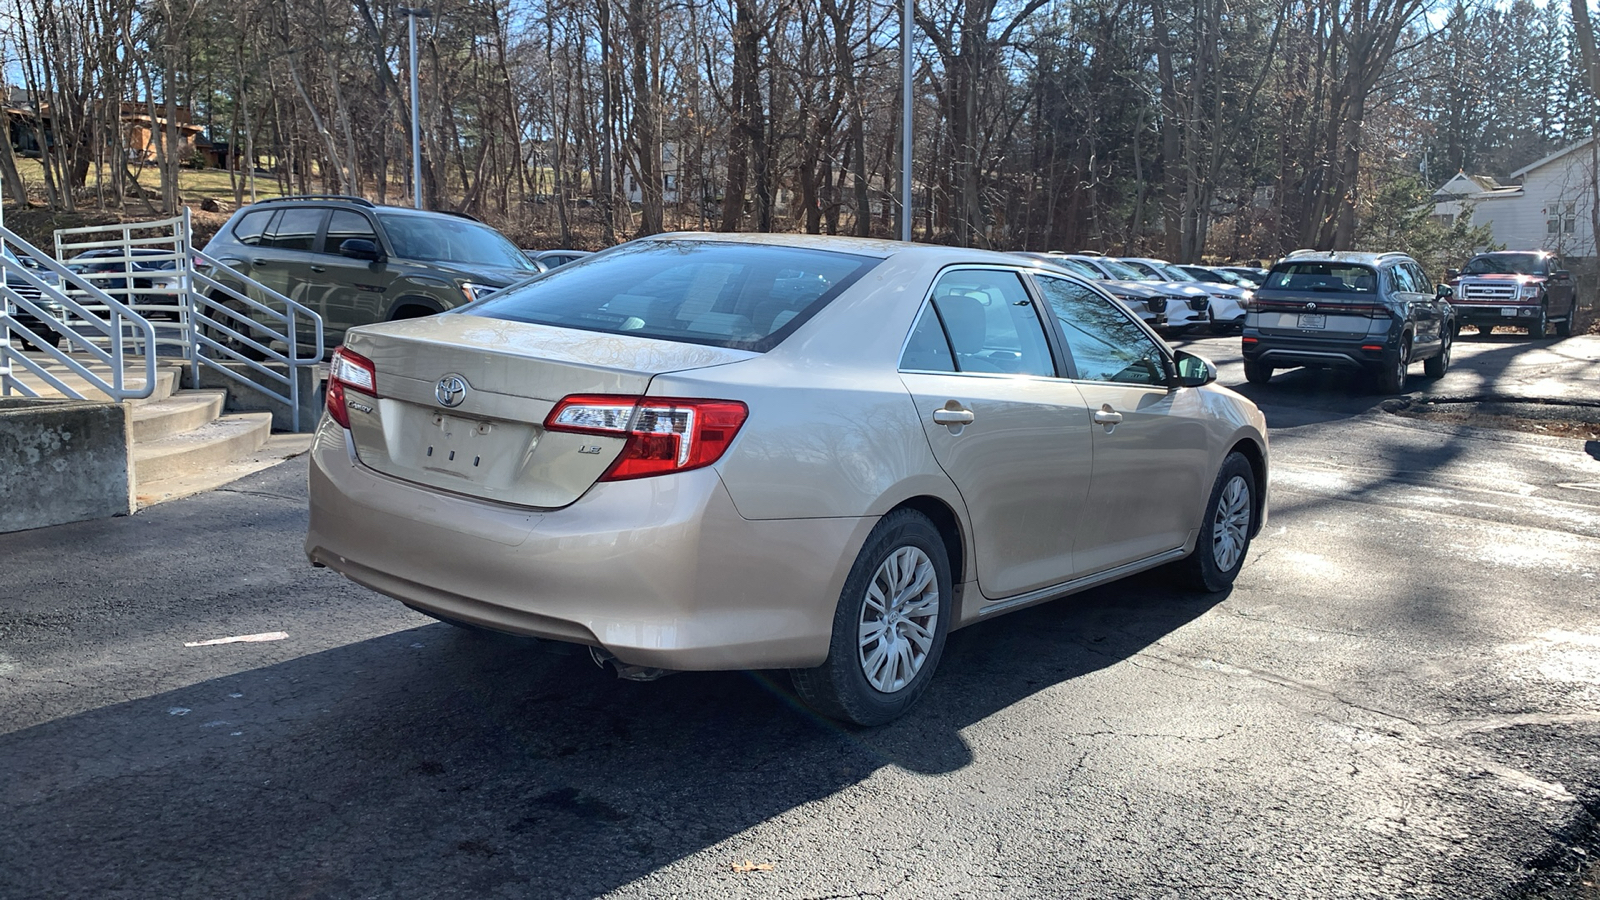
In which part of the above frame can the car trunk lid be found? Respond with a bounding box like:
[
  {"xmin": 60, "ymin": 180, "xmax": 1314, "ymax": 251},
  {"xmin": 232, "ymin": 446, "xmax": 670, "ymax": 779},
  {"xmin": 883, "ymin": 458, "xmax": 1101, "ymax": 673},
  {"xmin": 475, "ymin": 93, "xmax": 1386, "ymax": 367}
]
[{"xmin": 338, "ymin": 314, "xmax": 757, "ymax": 508}]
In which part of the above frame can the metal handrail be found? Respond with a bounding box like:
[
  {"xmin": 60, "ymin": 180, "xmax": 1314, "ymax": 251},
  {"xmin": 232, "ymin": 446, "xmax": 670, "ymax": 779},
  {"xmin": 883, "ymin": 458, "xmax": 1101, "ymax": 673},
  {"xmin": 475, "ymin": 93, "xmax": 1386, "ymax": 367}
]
[
  {"xmin": 187, "ymin": 242, "xmax": 325, "ymax": 431},
  {"xmin": 1, "ymin": 225, "xmax": 158, "ymax": 402}
]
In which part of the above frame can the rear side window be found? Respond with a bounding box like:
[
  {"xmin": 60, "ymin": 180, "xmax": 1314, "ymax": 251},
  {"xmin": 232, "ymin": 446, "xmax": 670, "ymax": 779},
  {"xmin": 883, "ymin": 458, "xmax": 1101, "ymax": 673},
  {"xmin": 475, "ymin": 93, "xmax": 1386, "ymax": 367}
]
[
  {"xmin": 1265, "ymin": 263, "xmax": 1378, "ymax": 293},
  {"xmin": 229, "ymin": 210, "xmax": 275, "ymax": 247},
  {"xmin": 899, "ymin": 303, "xmax": 956, "ymax": 372},
  {"xmin": 261, "ymin": 208, "xmax": 325, "ymax": 252},
  {"xmin": 927, "ymin": 269, "xmax": 1055, "ymax": 376},
  {"xmin": 465, "ymin": 241, "xmax": 879, "ymax": 351}
]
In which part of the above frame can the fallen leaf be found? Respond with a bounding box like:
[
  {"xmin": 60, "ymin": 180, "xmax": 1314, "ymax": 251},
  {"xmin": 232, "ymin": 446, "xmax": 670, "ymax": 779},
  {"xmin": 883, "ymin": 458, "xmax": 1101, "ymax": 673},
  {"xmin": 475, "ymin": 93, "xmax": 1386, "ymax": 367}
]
[{"xmin": 731, "ymin": 860, "xmax": 774, "ymax": 874}]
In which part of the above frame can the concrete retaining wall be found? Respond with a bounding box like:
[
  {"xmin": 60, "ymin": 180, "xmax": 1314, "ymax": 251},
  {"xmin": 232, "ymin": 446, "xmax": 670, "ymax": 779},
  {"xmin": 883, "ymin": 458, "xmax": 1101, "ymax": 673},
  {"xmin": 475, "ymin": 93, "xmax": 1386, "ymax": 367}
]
[
  {"xmin": 0, "ymin": 398, "xmax": 134, "ymax": 534},
  {"xmin": 183, "ymin": 361, "xmax": 323, "ymax": 433}
]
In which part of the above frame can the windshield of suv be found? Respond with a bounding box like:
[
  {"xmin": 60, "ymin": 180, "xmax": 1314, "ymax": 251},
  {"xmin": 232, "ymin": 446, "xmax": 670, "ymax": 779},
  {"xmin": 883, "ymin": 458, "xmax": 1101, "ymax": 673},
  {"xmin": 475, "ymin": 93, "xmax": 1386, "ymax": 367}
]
[
  {"xmin": 1265, "ymin": 263, "xmax": 1379, "ymax": 293},
  {"xmin": 1156, "ymin": 263, "xmax": 1197, "ymax": 282},
  {"xmin": 377, "ymin": 214, "xmax": 537, "ymax": 271},
  {"xmin": 1462, "ymin": 253, "xmax": 1548, "ymax": 276},
  {"xmin": 1085, "ymin": 258, "xmax": 1144, "ymax": 280},
  {"xmin": 465, "ymin": 240, "xmax": 880, "ymax": 351}
]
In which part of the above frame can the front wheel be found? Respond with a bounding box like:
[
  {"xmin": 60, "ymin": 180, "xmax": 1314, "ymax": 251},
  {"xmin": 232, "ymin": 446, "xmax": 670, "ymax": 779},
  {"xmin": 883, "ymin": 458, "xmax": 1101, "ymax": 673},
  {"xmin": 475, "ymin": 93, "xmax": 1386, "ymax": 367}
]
[
  {"xmin": 1424, "ymin": 327, "xmax": 1452, "ymax": 378},
  {"xmin": 1528, "ymin": 307, "xmax": 1548, "ymax": 339},
  {"xmin": 1176, "ymin": 452, "xmax": 1258, "ymax": 593},
  {"xmin": 791, "ymin": 509, "xmax": 953, "ymax": 726},
  {"xmin": 1555, "ymin": 314, "xmax": 1572, "ymax": 338}
]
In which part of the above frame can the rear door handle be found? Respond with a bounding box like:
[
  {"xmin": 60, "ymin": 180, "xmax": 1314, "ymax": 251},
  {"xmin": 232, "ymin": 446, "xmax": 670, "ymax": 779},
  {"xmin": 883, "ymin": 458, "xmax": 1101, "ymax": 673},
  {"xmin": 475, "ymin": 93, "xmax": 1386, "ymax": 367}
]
[
  {"xmin": 252, "ymin": 259, "xmax": 270, "ymax": 267},
  {"xmin": 1092, "ymin": 406, "xmax": 1123, "ymax": 426},
  {"xmin": 932, "ymin": 408, "xmax": 975, "ymax": 426},
  {"xmin": 309, "ymin": 265, "xmax": 326, "ymax": 273}
]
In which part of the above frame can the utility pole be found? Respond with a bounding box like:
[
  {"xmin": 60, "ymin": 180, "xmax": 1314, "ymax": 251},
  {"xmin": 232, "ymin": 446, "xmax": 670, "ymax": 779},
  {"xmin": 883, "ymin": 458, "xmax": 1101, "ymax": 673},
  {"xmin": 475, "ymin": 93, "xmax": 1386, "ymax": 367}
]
[
  {"xmin": 900, "ymin": 0, "xmax": 913, "ymax": 242},
  {"xmin": 399, "ymin": 6, "xmax": 433, "ymax": 209}
]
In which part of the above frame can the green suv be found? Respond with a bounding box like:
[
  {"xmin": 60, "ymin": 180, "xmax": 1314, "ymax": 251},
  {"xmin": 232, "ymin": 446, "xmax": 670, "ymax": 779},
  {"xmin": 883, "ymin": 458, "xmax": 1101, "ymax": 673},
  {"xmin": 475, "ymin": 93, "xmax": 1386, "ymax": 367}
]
[{"xmin": 203, "ymin": 196, "xmax": 540, "ymax": 348}]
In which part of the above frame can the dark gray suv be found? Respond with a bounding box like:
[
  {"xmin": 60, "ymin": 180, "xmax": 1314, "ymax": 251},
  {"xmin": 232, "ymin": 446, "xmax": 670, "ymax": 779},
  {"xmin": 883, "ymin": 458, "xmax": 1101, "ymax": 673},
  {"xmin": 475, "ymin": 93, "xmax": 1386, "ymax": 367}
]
[
  {"xmin": 203, "ymin": 196, "xmax": 540, "ymax": 348},
  {"xmin": 1242, "ymin": 250, "xmax": 1456, "ymax": 393}
]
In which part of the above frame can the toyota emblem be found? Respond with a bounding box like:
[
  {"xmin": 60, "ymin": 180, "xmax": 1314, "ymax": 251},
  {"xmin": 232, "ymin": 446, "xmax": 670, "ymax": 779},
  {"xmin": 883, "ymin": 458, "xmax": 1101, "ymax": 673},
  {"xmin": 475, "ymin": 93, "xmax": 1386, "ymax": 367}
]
[{"xmin": 435, "ymin": 374, "xmax": 469, "ymax": 408}]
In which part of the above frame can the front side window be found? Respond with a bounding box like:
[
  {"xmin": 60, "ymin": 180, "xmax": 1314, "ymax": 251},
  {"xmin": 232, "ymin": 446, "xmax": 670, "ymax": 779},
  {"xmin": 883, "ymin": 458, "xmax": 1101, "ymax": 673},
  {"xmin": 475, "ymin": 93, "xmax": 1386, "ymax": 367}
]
[
  {"xmin": 467, "ymin": 240, "xmax": 878, "ymax": 351},
  {"xmin": 927, "ymin": 269, "xmax": 1055, "ymax": 376},
  {"xmin": 324, "ymin": 210, "xmax": 379, "ymax": 255},
  {"xmin": 1035, "ymin": 274, "xmax": 1169, "ymax": 387}
]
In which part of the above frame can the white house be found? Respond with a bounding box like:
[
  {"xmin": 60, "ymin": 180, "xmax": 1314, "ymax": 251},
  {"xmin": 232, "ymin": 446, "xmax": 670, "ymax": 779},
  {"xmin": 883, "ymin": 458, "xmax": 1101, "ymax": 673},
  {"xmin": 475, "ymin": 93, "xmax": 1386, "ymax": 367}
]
[{"xmin": 1432, "ymin": 139, "xmax": 1600, "ymax": 258}]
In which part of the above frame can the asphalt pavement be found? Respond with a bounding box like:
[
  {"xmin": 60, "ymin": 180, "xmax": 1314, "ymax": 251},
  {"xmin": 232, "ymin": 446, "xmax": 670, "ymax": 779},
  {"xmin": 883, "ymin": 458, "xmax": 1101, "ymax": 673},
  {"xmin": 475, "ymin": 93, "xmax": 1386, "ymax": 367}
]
[{"xmin": 2, "ymin": 332, "xmax": 1598, "ymax": 899}]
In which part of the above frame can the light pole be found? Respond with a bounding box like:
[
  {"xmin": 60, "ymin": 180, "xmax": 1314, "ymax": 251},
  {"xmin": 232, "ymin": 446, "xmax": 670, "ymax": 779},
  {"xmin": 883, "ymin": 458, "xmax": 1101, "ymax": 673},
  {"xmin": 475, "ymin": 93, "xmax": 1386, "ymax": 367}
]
[
  {"xmin": 900, "ymin": 0, "xmax": 913, "ymax": 242},
  {"xmin": 398, "ymin": 6, "xmax": 432, "ymax": 209}
]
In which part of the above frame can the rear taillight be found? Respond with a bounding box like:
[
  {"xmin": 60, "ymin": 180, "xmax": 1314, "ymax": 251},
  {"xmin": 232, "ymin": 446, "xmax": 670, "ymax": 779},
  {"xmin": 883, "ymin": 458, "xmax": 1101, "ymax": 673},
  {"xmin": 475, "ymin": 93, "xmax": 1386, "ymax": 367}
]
[
  {"xmin": 545, "ymin": 394, "xmax": 749, "ymax": 481},
  {"xmin": 326, "ymin": 347, "xmax": 377, "ymax": 430}
]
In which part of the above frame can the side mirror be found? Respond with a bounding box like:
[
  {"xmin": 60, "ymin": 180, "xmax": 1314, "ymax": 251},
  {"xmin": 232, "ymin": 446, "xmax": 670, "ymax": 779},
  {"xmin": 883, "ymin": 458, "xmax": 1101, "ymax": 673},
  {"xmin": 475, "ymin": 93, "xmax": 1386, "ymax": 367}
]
[
  {"xmin": 1172, "ymin": 349, "xmax": 1217, "ymax": 388},
  {"xmin": 340, "ymin": 238, "xmax": 384, "ymax": 263},
  {"xmin": 1445, "ymin": 268, "xmax": 1459, "ymax": 280},
  {"xmin": 1554, "ymin": 269, "xmax": 1571, "ymax": 280},
  {"xmin": 1435, "ymin": 283, "xmax": 1453, "ymax": 300}
]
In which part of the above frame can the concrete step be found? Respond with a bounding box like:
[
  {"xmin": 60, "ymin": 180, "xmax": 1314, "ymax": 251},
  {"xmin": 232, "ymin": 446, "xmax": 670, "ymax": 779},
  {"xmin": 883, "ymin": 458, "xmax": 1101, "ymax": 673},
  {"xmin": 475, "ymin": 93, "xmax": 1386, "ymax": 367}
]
[
  {"xmin": 3, "ymin": 353, "xmax": 181, "ymax": 403},
  {"xmin": 135, "ymin": 433, "xmax": 313, "ymax": 508},
  {"xmin": 132, "ymin": 411, "xmax": 272, "ymax": 486},
  {"xmin": 130, "ymin": 389, "xmax": 227, "ymax": 443}
]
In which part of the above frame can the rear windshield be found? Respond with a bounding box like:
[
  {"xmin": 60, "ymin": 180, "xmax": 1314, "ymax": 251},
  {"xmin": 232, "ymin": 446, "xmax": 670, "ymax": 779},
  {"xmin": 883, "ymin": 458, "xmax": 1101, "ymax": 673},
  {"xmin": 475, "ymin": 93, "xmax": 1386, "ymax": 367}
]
[
  {"xmin": 463, "ymin": 240, "xmax": 880, "ymax": 351},
  {"xmin": 1264, "ymin": 263, "xmax": 1379, "ymax": 293},
  {"xmin": 1462, "ymin": 253, "xmax": 1548, "ymax": 276}
]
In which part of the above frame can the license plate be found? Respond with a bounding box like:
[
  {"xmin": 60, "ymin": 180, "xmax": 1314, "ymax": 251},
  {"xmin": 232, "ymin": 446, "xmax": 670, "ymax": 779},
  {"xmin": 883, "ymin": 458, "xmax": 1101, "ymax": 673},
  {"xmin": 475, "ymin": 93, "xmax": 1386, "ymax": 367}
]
[
  {"xmin": 1297, "ymin": 314, "xmax": 1326, "ymax": 330},
  {"xmin": 422, "ymin": 414, "xmax": 494, "ymax": 479},
  {"xmin": 1500, "ymin": 307, "xmax": 1518, "ymax": 318}
]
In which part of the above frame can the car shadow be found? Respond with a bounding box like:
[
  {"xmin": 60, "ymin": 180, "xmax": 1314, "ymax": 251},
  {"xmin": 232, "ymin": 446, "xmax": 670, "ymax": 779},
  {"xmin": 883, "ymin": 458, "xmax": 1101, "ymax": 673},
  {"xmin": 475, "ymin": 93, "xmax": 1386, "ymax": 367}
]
[{"xmin": 0, "ymin": 570, "xmax": 1223, "ymax": 898}]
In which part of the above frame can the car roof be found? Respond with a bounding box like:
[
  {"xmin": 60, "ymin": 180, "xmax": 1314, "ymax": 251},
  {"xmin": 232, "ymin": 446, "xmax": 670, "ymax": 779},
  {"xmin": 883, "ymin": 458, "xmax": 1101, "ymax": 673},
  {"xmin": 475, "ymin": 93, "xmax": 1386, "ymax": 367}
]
[
  {"xmin": 1278, "ymin": 250, "xmax": 1406, "ymax": 266},
  {"xmin": 646, "ymin": 231, "xmax": 1056, "ymax": 268}
]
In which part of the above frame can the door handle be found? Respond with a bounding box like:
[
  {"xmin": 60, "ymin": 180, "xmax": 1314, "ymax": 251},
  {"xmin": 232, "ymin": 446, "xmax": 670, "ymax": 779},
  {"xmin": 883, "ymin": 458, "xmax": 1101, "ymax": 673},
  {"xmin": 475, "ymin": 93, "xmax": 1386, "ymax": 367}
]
[
  {"xmin": 932, "ymin": 408, "xmax": 975, "ymax": 426},
  {"xmin": 309, "ymin": 265, "xmax": 326, "ymax": 273},
  {"xmin": 1092, "ymin": 406, "xmax": 1123, "ymax": 426},
  {"xmin": 252, "ymin": 259, "xmax": 270, "ymax": 266}
]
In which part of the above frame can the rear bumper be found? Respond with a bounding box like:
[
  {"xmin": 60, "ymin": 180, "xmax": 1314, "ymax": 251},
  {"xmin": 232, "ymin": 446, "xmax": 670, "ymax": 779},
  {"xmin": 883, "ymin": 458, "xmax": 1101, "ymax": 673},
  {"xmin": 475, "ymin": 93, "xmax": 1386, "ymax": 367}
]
[
  {"xmin": 305, "ymin": 420, "xmax": 873, "ymax": 670},
  {"xmin": 1243, "ymin": 334, "xmax": 1392, "ymax": 371}
]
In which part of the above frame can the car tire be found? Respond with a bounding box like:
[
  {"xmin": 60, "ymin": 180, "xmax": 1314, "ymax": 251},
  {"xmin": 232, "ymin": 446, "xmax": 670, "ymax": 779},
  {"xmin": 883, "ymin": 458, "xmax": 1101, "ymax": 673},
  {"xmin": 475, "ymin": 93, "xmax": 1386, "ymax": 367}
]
[
  {"xmin": 1424, "ymin": 327, "xmax": 1452, "ymax": 378},
  {"xmin": 1242, "ymin": 360, "xmax": 1273, "ymax": 385},
  {"xmin": 1177, "ymin": 452, "xmax": 1257, "ymax": 593},
  {"xmin": 200, "ymin": 293, "xmax": 268, "ymax": 362},
  {"xmin": 1376, "ymin": 336, "xmax": 1410, "ymax": 393},
  {"xmin": 1555, "ymin": 315, "xmax": 1572, "ymax": 338},
  {"xmin": 18, "ymin": 329, "xmax": 63, "ymax": 351},
  {"xmin": 1529, "ymin": 307, "xmax": 1548, "ymax": 339},
  {"xmin": 791, "ymin": 509, "xmax": 953, "ymax": 726},
  {"xmin": 1478, "ymin": 324, "xmax": 1494, "ymax": 336}
]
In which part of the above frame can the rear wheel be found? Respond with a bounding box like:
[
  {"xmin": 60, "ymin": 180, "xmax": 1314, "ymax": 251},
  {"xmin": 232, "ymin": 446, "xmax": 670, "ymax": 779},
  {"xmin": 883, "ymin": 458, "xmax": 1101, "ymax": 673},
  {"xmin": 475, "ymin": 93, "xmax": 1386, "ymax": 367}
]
[
  {"xmin": 200, "ymin": 293, "xmax": 268, "ymax": 362},
  {"xmin": 1424, "ymin": 327, "xmax": 1452, "ymax": 378},
  {"xmin": 1177, "ymin": 452, "xmax": 1257, "ymax": 593},
  {"xmin": 18, "ymin": 330, "xmax": 62, "ymax": 351},
  {"xmin": 1242, "ymin": 360, "xmax": 1273, "ymax": 385},
  {"xmin": 1478, "ymin": 324, "xmax": 1495, "ymax": 336},
  {"xmin": 1376, "ymin": 336, "xmax": 1410, "ymax": 393},
  {"xmin": 791, "ymin": 509, "xmax": 952, "ymax": 726}
]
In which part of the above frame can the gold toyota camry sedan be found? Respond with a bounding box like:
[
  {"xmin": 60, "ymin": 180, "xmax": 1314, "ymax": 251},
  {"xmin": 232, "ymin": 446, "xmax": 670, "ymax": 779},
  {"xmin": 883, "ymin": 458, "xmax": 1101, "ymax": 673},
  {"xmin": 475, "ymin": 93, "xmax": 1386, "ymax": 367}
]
[{"xmin": 307, "ymin": 234, "xmax": 1269, "ymax": 725}]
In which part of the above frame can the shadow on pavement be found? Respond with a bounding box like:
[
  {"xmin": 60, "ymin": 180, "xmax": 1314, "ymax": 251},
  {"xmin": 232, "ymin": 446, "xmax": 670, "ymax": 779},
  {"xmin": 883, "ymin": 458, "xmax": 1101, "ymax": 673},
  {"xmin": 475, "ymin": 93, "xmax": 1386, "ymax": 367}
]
[{"xmin": 0, "ymin": 568, "xmax": 1223, "ymax": 898}]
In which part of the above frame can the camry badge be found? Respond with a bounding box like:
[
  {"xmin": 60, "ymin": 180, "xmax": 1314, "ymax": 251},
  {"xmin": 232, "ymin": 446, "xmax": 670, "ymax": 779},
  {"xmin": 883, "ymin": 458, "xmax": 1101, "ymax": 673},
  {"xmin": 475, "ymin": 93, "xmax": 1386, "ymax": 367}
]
[{"xmin": 435, "ymin": 374, "xmax": 469, "ymax": 408}]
